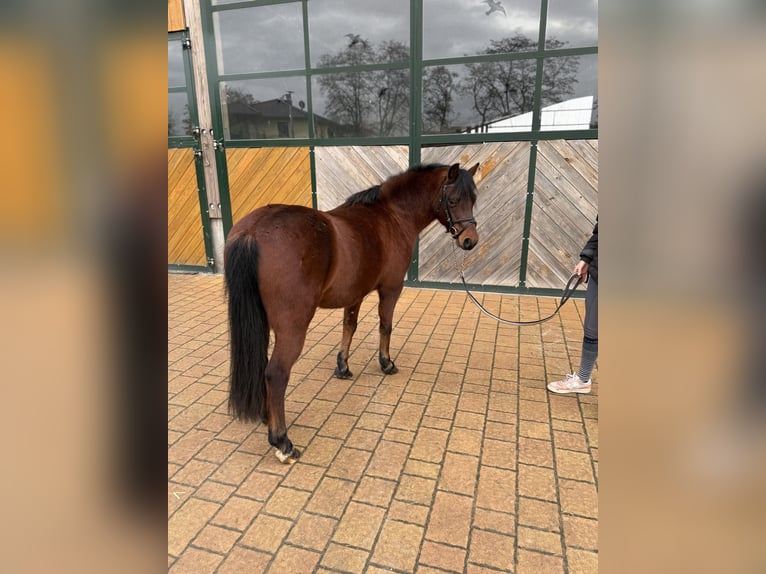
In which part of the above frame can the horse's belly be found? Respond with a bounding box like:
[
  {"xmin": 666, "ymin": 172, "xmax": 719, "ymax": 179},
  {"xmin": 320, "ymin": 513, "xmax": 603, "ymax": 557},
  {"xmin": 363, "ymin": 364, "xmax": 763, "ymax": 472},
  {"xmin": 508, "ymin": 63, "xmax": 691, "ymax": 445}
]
[{"xmin": 317, "ymin": 274, "xmax": 378, "ymax": 309}]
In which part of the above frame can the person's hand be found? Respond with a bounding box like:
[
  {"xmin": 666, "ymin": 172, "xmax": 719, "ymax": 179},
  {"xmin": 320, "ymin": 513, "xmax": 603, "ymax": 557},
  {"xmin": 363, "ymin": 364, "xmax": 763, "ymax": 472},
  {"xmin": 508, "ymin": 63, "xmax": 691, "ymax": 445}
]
[{"xmin": 574, "ymin": 260, "xmax": 589, "ymax": 283}]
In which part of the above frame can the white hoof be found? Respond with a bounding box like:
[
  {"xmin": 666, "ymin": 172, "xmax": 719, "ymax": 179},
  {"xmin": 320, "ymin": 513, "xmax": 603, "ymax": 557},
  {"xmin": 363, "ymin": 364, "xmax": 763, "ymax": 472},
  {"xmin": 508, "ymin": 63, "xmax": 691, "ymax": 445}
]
[{"xmin": 275, "ymin": 448, "xmax": 291, "ymax": 463}]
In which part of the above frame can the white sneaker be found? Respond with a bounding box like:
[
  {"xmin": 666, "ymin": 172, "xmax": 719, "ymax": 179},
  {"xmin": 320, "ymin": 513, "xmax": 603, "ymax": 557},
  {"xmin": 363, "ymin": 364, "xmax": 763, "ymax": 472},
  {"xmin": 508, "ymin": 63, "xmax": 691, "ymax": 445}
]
[{"xmin": 547, "ymin": 373, "xmax": 592, "ymax": 394}]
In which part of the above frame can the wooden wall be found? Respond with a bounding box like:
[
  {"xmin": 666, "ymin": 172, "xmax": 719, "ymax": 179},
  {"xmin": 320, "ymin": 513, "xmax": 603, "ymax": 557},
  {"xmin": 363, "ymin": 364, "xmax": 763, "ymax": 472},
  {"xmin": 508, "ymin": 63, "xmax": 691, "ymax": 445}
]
[
  {"xmin": 168, "ymin": 141, "xmax": 597, "ymax": 285},
  {"xmin": 168, "ymin": 0, "xmax": 185, "ymax": 32},
  {"xmin": 168, "ymin": 149, "xmax": 207, "ymax": 266},
  {"xmin": 311, "ymin": 141, "xmax": 597, "ymax": 289},
  {"xmin": 314, "ymin": 146, "xmax": 409, "ymax": 210},
  {"xmin": 526, "ymin": 140, "xmax": 598, "ymax": 288},
  {"xmin": 420, "ymin": 143, "xmax": 530, "ymax": 286},
  {"xmin": 227, "ymin": 147, "xmax": 312, "ymax": 225}
]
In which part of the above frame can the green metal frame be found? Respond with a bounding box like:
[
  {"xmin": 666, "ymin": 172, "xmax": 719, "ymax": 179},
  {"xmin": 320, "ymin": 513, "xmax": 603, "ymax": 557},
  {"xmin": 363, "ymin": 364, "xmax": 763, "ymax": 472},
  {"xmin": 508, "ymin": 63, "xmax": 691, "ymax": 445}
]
[
  {"xmin": 191, "ymin": 0, "xmax": 597, "ymax": 292},
  {"xmin": 167, "ymin": 29, "xmax": 216, "ymax": 271},
  {"xmin": 169, "ymin": 264, "xmax": 215, "ymax": 274},
  {"xmin": 407, "ymin": 0, "xmax": 424, "ymax": 282}
]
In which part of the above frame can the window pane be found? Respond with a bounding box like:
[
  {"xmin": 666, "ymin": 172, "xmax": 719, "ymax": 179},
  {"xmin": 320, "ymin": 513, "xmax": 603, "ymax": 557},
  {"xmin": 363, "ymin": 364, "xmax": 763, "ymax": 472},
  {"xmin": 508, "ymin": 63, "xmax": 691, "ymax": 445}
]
[
  {"xmin": 168, "ymin": 39, "xmax": 186, "ymax": 88},
  {"xmin": 545, "ymin": 0, "xmax": 598, "ymax": 49},
  {"xmin": 220, "ymin": 77, "xmax": 308, "ymax": 140},
  {"xmin": 540, "ymin": 54, "xmax": 597, "ymax": 130},
  {"xmin": 213, "ymin": 4, "xmax": 304, "ymax": 75},
  {"xmin": 423, "ymin": 0, "xmax": 541, "ymax": 60},
  {"xmin": 422, "ymin": 60, "xmax": 537, "ymax": 134},
  {"xmin": 312, "ymin": 69, "xmax": 410, "ymax": 138},
  {"xmin": 168, "ymin": 93, "xmax": 191, "ymax": 137},
  {"xmin": 308, "ymin": 0, "xmax": 409, "ymax": 68}
]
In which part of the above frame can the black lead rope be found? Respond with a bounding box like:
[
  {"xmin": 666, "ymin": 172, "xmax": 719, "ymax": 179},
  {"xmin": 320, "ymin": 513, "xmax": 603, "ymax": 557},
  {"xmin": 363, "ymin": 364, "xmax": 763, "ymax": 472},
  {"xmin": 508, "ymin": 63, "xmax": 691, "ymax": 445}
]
[{"xmin": 458, "ymin": 270, "xmax": 583, "ymax": 326}]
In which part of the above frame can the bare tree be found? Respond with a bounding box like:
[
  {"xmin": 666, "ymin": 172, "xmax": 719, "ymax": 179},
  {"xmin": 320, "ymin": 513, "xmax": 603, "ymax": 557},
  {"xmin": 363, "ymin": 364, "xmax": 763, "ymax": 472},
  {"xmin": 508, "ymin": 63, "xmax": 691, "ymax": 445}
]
[
  {"xmin": 223, "ymin": 85, "xmax": 258, "ymax": 106},
  {"xmin": 168, "ymin": 112, "xmax": 177, "ymax": 137},
  {"xmin": 539, "ymin": 39, "xmax": 581, "ymax": 108},
  {"xmin": 423, "ymin": 66, "xmax": 459, "ymax": 133},
  {"xmin": 314, "ymin": 34, "xmax": 582, "ymax": 136},
  {"xmin": 168, "ymin": 103, "xmax": 192, "ymax": 137},
  {"xmin": 316, "ymin": 38, "xmax": 409, "ymax": 137},
  {"xmin": 460, "ymin": 35, "xmax": 579, "ymax": 130},
  {"xmin": 372, "ymin": 41, "xmax": 409, "ymax": 136}
]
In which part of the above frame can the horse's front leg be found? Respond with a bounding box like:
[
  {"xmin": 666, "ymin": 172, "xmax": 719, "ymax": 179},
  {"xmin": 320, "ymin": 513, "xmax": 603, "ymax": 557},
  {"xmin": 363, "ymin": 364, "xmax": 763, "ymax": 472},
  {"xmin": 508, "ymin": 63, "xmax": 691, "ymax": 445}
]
[
  {"xmin": 334, "ymin": 300, "xmax": 363, "ymax": 379},
  {"xmin": 377, "ymin": 285, "xmax": 402, "ymax": 375}
]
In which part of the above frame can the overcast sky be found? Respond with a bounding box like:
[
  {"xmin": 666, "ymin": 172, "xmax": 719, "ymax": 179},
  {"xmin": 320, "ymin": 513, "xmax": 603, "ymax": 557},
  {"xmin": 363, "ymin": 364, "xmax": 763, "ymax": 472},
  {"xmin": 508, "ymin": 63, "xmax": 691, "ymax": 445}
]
[{"xmin": 206, "ymin": 0, "xmax": 597, "ymax": 132}]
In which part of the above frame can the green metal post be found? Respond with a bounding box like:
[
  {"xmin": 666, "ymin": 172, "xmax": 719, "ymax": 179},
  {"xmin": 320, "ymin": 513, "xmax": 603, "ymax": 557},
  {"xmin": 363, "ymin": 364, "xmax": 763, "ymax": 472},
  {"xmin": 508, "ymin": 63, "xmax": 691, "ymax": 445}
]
[
  {"xmin": 407, "ymin": 0, "xmax": 423, "ymax": 282},
  {"xmin": 517, "ymin": 0, "xmax": 549, "ymax": 288}
]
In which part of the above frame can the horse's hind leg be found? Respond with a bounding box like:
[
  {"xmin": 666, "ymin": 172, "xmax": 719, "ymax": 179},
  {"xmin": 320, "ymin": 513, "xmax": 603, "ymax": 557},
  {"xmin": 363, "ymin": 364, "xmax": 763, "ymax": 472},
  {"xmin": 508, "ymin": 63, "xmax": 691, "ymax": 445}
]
[
  {"xmin": 334, "ymin": 300, "xmax": 362, "ymax": 379},
  {"xmin": 377, "ymin": 285, "xmax": 402, "ymax": 374},
  {"xmin": 265, "ymin": 327, "xmax": 307, "ymax": 464}
]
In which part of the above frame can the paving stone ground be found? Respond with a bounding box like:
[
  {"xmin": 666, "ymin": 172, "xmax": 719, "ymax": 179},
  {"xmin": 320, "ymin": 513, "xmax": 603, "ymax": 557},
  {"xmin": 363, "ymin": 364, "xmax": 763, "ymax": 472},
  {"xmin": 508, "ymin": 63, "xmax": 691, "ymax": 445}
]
[{"xmin": 168, "ymin": 272, "xmax": 598, "ymax": 573}]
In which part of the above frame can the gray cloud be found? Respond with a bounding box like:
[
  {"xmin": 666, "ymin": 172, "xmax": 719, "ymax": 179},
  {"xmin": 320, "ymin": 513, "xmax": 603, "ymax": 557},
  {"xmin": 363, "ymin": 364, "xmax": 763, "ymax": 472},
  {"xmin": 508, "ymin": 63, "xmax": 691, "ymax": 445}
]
[
  {"xmin": 308, "ymin": 0, "xmax": 410, "ymax": 65},
  {"xmin": 208, "ymin": 0, "xmax": 597, "ymax": 135},
  {"xmin": 423, "ymin": 0, "xmax": 542, "ymax": 59},
  {"xmin": 214, "ymin": 3, "xmax": 304, "ymax": 74}
]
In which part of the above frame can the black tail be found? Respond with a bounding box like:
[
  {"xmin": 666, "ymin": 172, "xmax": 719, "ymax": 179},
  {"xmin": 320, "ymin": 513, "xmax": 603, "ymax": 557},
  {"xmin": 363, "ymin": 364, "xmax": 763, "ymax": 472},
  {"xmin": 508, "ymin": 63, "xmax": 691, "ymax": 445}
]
[{"xmin": 224, "ymin": 236, "xmax": 269, "ymax": 423}]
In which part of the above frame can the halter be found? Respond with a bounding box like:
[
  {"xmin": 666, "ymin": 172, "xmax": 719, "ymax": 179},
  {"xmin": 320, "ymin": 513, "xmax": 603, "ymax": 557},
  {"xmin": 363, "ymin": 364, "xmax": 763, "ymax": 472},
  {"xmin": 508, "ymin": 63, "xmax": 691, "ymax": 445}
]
[{"xmin": 439, "ymin": 182, "xmax": 477, "ymax": 240}]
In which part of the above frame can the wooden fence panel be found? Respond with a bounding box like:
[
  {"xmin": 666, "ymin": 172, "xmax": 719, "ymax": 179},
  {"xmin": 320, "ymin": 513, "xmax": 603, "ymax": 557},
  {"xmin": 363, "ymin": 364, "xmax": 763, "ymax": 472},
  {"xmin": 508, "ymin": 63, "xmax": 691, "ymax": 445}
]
[
  {"xmin": 227, "ymin": 147, "xmax": 312, "ymax": 225},
  {"xmin": 526, "ymin": 140, "xmax": 598, "ymax": 288},
  {"xmin": 314, "ymin": 145, "xmax": 409, "ymax": 210},
  {"xmin": 168, "ymin": 0, "xmax": 185, "ymax": 32},
  {"xmin": 168, "ymin": 148, "xmax": 207, "ymax": 266},
  {"xmin": 420, "ymin": 143, "xmax": 530, "ymax": 286}
]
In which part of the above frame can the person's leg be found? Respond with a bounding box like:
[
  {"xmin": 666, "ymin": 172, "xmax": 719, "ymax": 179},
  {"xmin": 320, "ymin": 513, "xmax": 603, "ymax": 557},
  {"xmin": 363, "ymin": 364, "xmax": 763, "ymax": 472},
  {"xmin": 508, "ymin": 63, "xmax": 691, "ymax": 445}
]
[
  {"xmin": 577, "ymin": 278, "xmax": 598, "ymax": 383},
  {"xmin": 548, "ymin": 278, "xmax": 597, "ymax": 394}
]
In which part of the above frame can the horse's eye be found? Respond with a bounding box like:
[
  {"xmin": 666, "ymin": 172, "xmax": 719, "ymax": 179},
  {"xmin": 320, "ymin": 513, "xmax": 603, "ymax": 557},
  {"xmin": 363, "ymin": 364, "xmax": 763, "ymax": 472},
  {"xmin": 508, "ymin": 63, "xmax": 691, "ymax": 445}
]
[{"xmin": 448, "ymin": 199, "xmax": 457, "ymax": 208}]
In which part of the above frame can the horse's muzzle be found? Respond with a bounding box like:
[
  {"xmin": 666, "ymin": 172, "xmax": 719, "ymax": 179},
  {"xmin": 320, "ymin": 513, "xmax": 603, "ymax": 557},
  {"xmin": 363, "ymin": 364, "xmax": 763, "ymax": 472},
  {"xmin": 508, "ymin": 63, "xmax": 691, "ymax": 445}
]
[
  {"xmin": 461, "ymin": 237, "xmax": 476, "ymax": 250},
  {"xmin": 450, "ymin": 220, "xmax": 478, "ymax": 250}
]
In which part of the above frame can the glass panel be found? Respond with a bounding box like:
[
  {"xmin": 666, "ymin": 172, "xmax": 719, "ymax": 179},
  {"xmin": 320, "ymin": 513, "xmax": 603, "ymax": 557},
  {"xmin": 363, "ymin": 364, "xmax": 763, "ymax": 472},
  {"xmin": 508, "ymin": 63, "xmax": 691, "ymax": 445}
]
[
  {"xmin": 423, "ymin": 0, "xmax": 541, "ymax": 60},
  {"xmin": 540, "ymin": 54, "xmax": 597, "ymax": 130},
  {"xmin": 312, "ymin": 69, "xmax": 410, "ymax": 138},
  {"xmin": 422, "ymin": 59, "xmax": 537, "ymax": 134},
  {"xmin": 168, "ymin": 93, "xmax": 191, "ymax": 137},
  {"xmin": 168, "ymin": 38, "xmax": 186, "ymax": 88},
  {"xmin": 545, "ymin": 0, "xmax": 598, "ymax": 49},
  {"xmin": 220, "ymin": 77, "xmax": 309, "ymax": 140},
  {"xmin": 213, "ymin": 4, "xmax": 304, "ymax": 75},
  {"xmin": 308, "ymin": 0, "xmax": 409, "ymax": 68}
]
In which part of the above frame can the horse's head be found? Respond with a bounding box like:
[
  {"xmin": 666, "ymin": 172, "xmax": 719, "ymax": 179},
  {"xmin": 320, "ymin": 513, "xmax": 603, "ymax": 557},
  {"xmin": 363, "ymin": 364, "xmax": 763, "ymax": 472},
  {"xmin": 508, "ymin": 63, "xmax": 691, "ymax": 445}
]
[{"xmin": 438, "ymin": 163, "xmax": 480, "ymax": 250}]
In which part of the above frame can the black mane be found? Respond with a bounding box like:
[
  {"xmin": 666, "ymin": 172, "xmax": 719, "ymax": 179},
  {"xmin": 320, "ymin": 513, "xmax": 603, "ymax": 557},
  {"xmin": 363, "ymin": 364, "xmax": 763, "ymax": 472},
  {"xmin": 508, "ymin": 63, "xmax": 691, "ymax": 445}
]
[
  {"xmin": 343, "ymin": 185, "xmax": 382, "ymax": 207},
  {"xmin": 407, "ymin": 163, "xmax": 447, "ymax": 172},
  {"xmin": 341, "ymin": 163, "xmax": 476, "ymax": 207}
]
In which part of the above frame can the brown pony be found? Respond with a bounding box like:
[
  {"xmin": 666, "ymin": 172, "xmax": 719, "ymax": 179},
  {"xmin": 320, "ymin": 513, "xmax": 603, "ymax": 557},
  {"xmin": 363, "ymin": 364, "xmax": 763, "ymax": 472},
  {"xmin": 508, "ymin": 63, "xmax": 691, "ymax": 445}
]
[{"xmin": 224, "ymin": 162, "xmax": 480, "ymax": 463}]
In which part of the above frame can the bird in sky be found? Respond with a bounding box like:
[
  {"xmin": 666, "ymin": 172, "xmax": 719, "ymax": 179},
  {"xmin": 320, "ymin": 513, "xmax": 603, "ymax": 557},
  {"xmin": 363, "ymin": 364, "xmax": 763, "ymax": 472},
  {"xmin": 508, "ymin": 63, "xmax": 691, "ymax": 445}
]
[
  {"xmin": 344, "ymin": 33, "xmax": 369, "ymax": 48},
  {"xmin": 482, "ymin": 0, "xmax": 507, "ymax": 17}
]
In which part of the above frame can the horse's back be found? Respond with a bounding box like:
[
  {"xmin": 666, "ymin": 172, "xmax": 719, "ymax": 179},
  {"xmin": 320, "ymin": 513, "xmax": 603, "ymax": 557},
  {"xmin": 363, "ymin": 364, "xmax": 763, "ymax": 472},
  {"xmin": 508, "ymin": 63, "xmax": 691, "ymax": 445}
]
[
  {"xmin": 227, "ymin": 205, "xmax": 334, "ymax": 317},
  {"xmin": 229, "ymin": 203, "xmax": 319, "ymax": 234}
]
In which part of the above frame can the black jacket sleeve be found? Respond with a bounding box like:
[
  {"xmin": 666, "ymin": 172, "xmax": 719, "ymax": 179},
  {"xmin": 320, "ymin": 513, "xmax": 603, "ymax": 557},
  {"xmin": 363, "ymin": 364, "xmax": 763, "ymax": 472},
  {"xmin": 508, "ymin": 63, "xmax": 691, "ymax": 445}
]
[{"xmin": 579, "ymin": 218, "xmax": 598, "ymax": 282}]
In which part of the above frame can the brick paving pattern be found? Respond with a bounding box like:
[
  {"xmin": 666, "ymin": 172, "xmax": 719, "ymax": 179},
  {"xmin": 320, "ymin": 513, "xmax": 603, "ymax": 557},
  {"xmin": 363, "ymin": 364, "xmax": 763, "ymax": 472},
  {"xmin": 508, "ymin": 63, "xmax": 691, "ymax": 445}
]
[{"xmin": 168, "ymin": 273, "xmax": 598, "ymax": 573}]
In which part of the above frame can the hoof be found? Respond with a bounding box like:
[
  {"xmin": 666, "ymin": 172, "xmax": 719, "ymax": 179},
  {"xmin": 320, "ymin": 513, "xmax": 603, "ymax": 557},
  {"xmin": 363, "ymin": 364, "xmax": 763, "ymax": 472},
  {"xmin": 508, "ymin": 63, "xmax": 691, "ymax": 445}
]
[
  {"xmin": 334, "ymin": 367, "xmax": 353, "ymax": 379},
  {"xmin": 274, "ymin": 447, "xmax": 301, "ymax": 464},
  {"xmin": 382, "ymin": 361, "xmax": 398, "ymax": 375},
  {"xmin": 335, "ymin": 351, "xmax": 353, "ymax": 379},
  {"xmin": 379, "ymin": 352, "xmax": 398, "ymax": 375}
]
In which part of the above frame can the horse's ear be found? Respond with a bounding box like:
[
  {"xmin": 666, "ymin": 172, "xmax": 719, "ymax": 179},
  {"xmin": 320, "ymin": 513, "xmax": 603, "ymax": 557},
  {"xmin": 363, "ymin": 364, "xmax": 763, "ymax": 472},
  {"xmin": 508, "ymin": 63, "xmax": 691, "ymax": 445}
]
[
  {"xmin": 468, "ymin": 163, "xmax": 479, "ymax": 176},
  {"xmin": 447, "ymin": 163, "xmax": 460, "ymax": 183}
]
